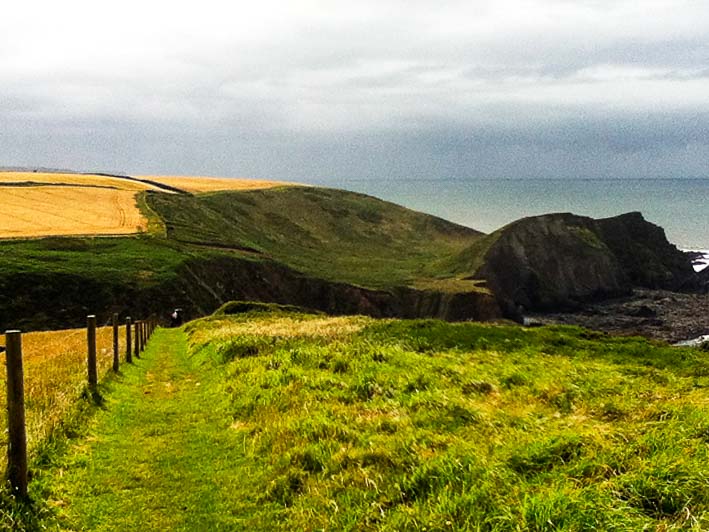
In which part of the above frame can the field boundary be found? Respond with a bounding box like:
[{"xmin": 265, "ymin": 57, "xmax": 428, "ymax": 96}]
[{"xmin": 2, "ymin": 313, "xmax": 159, "ymax": 498}]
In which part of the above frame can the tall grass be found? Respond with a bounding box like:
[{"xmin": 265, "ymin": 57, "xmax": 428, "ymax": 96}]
[
  {"xmin": 187, "ymin": 310, "xmax": 709, "ymax": 530},
  {"xmin": 0, "ymin": 325, "xmax": 121, "ymax": 462}
]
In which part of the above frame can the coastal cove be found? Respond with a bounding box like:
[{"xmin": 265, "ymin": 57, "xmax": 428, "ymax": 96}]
[{"xmin": 314, "ymin": 178, "xmax": 709, "ymax": 250}]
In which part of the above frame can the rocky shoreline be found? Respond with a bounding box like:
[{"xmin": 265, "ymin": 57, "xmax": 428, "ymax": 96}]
[{"xmin": 530, "ymin": 288, "xmax": 709, "ymax": 344}]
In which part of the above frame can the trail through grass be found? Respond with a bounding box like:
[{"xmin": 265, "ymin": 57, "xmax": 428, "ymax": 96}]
[
  {"xmin": 47, "ymin": 328, "xmax": 274, "ymax": 530},
  {"xmin": 29, "ymin": 310, "xmax": 709, "ymax": 530}
]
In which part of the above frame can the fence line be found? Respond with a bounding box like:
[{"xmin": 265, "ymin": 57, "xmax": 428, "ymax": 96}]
[{"xmin": 2, "ymin": 313, "xmax": 159, "ymax": 498}]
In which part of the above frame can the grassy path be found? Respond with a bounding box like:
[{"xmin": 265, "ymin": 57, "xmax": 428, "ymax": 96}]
[{"xmin": 47, "ymin": 328, "xmax": 268, "ymax": 530}]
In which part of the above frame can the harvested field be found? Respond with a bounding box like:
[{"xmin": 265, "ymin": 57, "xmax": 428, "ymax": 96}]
[
  {"xmin": 139, "ymin": 175, "xmax": 298, "ymax": 193},
  {"xmin": 0, "ymin": 172, "xmax": 161, "ymax": 191},
  {"xmin": 0, "ymin": 186, "xmax": 147, "ymax": 238}
]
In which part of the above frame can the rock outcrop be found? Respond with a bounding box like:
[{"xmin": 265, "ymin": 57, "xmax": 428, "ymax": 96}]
[{"xmin": 466, "ymin": 212, "xmax": 697, "ymax": 317}]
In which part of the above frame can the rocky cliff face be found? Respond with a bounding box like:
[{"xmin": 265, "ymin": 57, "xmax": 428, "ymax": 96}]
[{"xmin": 470, "ymin": 212, "xmax": 697, "ymax": 316}]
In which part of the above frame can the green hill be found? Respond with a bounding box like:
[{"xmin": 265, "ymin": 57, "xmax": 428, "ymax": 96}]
[
  {"xmin": 0, "ymin": 184, "xmax": 497, "ymax": 331},
  {"xmin": 0, "ymin": 179, "xmax": 700, "ymax": 332},
  {"xmin": 146, "ymin": 186, "xmax": 483, "ymax": 289}
]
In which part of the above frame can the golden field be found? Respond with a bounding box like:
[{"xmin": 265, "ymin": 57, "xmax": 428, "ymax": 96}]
[
  {"xmin": 139, "ymin": 175, "xmax": 297, "ymax": 193},
  {"xmin": 0, "ymin": 171, "xmax": 299, "ymax": 237},
  {"xmin": 0, "ymin": 172, "xmax": 155, "ymax": 238},
  {"xmin": 0, "ymin": 325, "xmax": 122, "ymax": 459},
  {"xmin": 0, "ymin": 185, "xmax": 148, "ymax": 238},
  {"xmin": 0, "ymin": 172, "xmax": 160, "ymax": 191}
]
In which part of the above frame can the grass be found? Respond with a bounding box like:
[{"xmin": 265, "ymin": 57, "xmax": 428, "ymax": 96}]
[
  {"xmin": 179, "ymin": 308, "xmax": 709, "ymax": 530},
  {"xmin": 0, "ymin": 179, "xmax": 494, "ymax": 332},
  {"xmin": 10, "ymin": 307, "xmax": 709, "ymax": 530},
  {"xmin": 38, "ymin": 328, "xmax": 276, "ymax": 530},
  {"xmin": 0, "ymin": 236, "xmax": 194, "ymax": 331},
  {"xmin": 147, "ymin": 186, "xmax": 484, "ymax": 289},
  {"xmin": 0, "ymin": 325, "xmax": 124, "ymax": 465}
]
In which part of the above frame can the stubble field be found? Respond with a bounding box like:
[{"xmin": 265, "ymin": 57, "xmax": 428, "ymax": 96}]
[
  {"xmin": 139, "ymin": 175, "xmax": 295, "ymax": 193},
  {"xmin": 0, "ymin": 172, "xmax": 156, "ymax": 238}
]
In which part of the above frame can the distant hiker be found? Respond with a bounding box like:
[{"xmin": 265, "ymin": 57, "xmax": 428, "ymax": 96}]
[{"xmin": 170, "ymin": 308, "xmax": 183, "ymax": 327}]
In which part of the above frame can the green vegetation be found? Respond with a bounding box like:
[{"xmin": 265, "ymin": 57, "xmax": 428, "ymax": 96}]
[
  {"xmin": 20, "ymin": 308, "xmax": 708, "ymax": 530},
  {"xmin": 0, "ymin": 236, "xmax": 184, "ymax": 281},
  {"xmin": 40, "ymin": 328, "xmax": 272, "ymax": 530},
  {"xmin": 182, "ymin": 311, "xmax": 709, "ymax": 530},
  {"xmin": 147, "ymin": 187, "xmax": 483, "ymax": 289},
  {"xmin": 0, "ymin": 235, "xmax": 196, "ymax": 331},
  {"xmin": 0, "ymin": 185, "xmax": 490, "ymax": 330}
]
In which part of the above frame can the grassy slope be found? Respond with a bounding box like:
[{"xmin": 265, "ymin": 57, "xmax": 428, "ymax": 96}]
[
  {"xmin": 183, "ymin": 312, "xmax": 709, "ymax": 530},
  {"xmin": 147, "ymin": 187, "xmax": 484, "ymax": 289},
  {"xmin": 29, "ymin": 309, "xmax": 709, "ymax": 531}
]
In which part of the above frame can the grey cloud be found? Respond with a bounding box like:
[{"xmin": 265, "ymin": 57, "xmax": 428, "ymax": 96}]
[{"xmin": 1, "ymin": 1, "xmax": 707, "ymax": 180}]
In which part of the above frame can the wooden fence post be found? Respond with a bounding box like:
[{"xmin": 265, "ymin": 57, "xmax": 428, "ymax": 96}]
[
  {"xmin": 87, "ymin": 315, "xmax": 97, "ymax": 388},
  {"xmin": 126, "ymin": 317, "xmax": 132, "ymax": 363},
  {"xmin": 139, "ymin": 321, "xmax": 144, "ymax": 351},
  {"xmin": 5, "ymin": 330, "xmax": 28, "ymax": 498},
  {"xmin": 134, "ymin": 320, "xmax": 141, "ymax": 358},
  {"xmin": 112, "ymin": 313, "xmax": 119, "ymax": 372}
]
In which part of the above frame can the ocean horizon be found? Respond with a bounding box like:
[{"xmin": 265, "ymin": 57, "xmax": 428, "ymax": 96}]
[{"xmin": 307, "ymin": 177, "xmax": 709, "ymax": 251}]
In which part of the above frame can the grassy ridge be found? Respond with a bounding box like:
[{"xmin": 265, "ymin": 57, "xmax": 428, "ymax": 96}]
[
  {"xmin": 148, "ymin": 187, "xmax": 483, "ymax": 289},
  {"xmin": 0, "ymin": 236, "xmax": 193, "ymax": 331},
  {"xmin": 183, "ymin": 308, "xmax": 709, "ymax": 530}
]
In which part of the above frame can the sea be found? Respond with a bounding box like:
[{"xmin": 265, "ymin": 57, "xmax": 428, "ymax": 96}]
[{"xmin": 308, "ymin": 177, "xmax": 709, "ymax": 269}]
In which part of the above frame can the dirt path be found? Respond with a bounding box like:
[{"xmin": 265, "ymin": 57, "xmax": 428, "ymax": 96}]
[{"xmin": 47, "ymin": 328, "xmax": 266, "ymax": 530}]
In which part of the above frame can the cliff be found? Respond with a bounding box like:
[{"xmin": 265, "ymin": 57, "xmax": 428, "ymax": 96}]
[{"xmin": 460, "ymin": 212, "xmax": 697, "ymax": 316}]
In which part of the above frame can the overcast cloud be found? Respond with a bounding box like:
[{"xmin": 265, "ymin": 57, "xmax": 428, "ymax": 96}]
[{"xmin": 1, "ymin": 0, "xmax": 707, "ymax": 180}]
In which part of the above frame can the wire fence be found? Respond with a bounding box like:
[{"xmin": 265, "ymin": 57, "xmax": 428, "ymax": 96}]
[{"xmin": 1, "ymin": 314, "xmax": 157, "ymax": 497}]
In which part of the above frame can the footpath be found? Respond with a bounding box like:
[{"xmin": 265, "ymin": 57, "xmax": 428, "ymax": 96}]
[{"xmin": 46, "ymin": 329, "xmax": 263, "ymax": 530}]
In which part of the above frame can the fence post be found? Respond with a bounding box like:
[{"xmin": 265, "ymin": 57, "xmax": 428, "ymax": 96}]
[
  {"xmin": 5, "ymin": 330, "xmax": 28, "ymax": 498},
  {"xmin": 126, "ymin": 317, "xmax": 133, "ymax": 363},
  {"xmin": 134, "ymin": 320, "xmax": 141, "ymax": 358},
  {"xmin": 87, "ymin": 315, "xmax": 97, "ymax": 388},
  {"xmin": 112, "ymin": 313, "xmax": 119, "ymax": 372}
]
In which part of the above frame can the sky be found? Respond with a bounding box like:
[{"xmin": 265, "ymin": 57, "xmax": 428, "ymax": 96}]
[{"xmin": 1, "ymin": 0, "xmax": 708, "ymax": 181}]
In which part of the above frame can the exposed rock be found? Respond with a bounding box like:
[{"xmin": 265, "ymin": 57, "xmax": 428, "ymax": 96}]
[
  {"xmin": 626, "ymin": 305, "xmax": 657, "ymax": 318},
  {"xmin": 467, "ymin": 212, "xmax": 697, "ymax": 317},
  {"xmin": 533, "ymin": 288, "xmax": 709, "ymax": 344}
]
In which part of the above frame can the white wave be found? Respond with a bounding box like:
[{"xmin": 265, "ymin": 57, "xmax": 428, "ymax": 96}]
[{"xmin": 681, "ymin": 249, "xmax": 709, "ymax": 272}]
